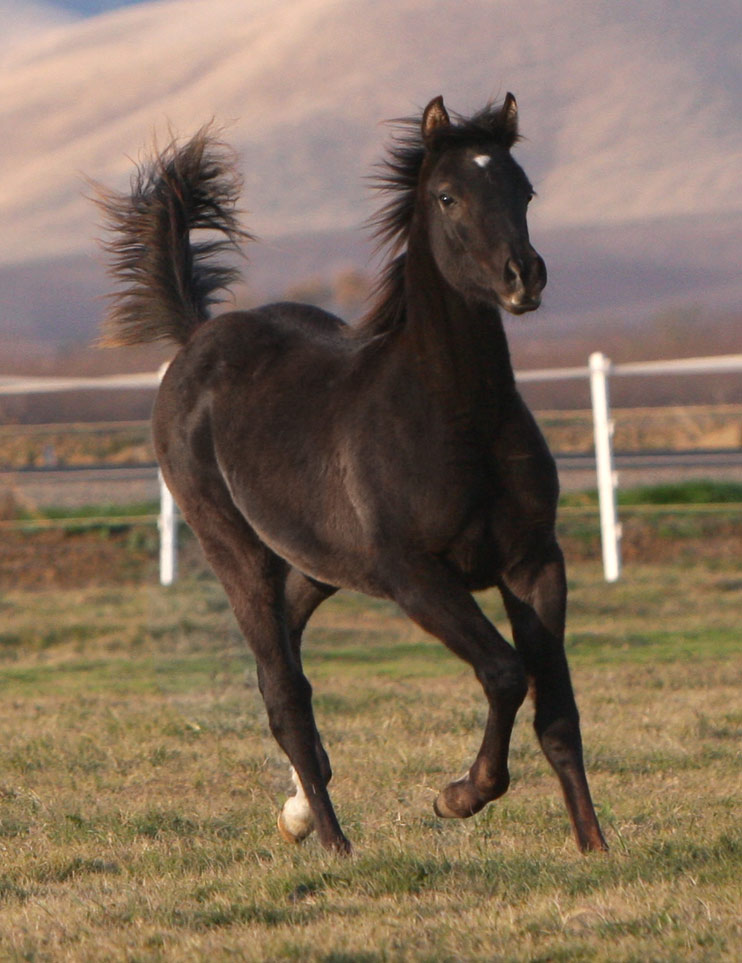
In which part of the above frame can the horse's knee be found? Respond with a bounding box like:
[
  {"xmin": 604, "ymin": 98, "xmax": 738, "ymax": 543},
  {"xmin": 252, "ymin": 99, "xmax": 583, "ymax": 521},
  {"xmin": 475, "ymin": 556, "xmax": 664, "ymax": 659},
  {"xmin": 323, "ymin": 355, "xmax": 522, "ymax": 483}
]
[{"xmin": 475, "ymin": 659, "xmax": 528, "ymax": 710}]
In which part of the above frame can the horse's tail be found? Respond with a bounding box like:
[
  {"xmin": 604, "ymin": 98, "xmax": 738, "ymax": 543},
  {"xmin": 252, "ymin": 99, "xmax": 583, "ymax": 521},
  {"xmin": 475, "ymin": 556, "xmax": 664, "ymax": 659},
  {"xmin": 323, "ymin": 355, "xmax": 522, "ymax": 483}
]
[{"xmin": 93, "ymin": 126, "xmax": 252, "ymax": 347}]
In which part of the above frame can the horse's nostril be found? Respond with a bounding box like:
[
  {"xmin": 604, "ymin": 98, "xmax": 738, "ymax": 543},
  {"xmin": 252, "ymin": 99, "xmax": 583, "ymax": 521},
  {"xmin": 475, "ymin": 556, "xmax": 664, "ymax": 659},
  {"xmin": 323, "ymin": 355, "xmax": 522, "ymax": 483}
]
[{"xmin": 504, "ymin": 258, "xmax": 523, "ymax": 291}]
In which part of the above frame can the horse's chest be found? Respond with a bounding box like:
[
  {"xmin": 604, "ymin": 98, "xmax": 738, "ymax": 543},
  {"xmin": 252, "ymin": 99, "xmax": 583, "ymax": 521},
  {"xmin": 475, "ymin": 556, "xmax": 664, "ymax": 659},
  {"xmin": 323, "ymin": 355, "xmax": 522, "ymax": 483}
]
[
  {"xmin": 402, "ymin": 454, "xmax": 500, "ymax": 583},
  {"xmin": 435, "ymin": 440, "xmax": 559, "ymax": 588}
]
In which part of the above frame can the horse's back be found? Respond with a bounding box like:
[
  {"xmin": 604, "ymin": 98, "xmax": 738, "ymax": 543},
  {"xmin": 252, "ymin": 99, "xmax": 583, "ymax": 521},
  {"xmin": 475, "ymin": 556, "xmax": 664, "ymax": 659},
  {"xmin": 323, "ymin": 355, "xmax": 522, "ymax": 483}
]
[
  {"xmin": 191, "ymin": 301, "xmax": 347, "ymax": 371},
  {"xmin": 157, "ymin": 300, "xmax": 347, "ymax": 411}
]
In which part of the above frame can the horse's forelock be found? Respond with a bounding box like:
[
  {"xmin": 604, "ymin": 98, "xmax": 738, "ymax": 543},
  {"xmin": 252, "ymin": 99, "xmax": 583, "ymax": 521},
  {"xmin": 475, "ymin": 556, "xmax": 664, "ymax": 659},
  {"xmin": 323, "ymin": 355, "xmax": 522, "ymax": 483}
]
[
  {"xmin": 368, "ymin": 98, "xmax": 520, "ymax": 255},
  {"xmin": 357, "ymin": 97, "xmax": 521, "ymax": 340}
]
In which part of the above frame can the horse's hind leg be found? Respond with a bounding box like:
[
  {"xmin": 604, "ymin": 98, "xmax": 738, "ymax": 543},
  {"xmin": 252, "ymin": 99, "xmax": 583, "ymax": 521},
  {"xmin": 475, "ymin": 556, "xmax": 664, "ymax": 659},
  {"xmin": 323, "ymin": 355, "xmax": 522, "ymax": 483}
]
[
  {"xmin": 500, "ymin": 540, "xmax": 607, "ymax": 852},
  {"xmin": 180, "ymin": 494, "xmax": 350, "ymax": 854},
  {"xmin": 277, "ymin": 568, "xmax": 337, "ymax": 844}
]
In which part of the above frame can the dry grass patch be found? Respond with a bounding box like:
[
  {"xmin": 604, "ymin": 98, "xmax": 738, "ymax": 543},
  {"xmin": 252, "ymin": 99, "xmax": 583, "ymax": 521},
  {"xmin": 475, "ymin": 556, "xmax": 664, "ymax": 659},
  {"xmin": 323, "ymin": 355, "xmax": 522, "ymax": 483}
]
[{"xmin": 0, "ymin": 560, "xmax": 740, "ymax": 961}]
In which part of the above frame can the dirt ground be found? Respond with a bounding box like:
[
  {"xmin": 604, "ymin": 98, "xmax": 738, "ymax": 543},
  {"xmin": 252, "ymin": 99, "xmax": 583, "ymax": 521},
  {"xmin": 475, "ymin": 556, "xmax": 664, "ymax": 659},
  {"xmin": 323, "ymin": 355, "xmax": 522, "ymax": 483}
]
[
  {"xmin": 0, "ymin": 527, "xmax": 158, "ymax": 590},
  {"xmin": 1, "ymin": 516, "xmax": 739, "ymax": 591}
]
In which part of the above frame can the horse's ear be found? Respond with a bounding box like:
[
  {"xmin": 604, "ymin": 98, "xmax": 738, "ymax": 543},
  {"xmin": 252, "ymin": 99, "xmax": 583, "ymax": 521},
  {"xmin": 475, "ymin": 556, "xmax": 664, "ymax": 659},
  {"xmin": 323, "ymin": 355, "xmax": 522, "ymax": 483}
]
[
  {"xmin": 422, "ymin": 95, "xmax": 450, "ymax": 147},
  {"xmin": 499, "ymin": 92, "xmax": 519, "ymax": 146}
]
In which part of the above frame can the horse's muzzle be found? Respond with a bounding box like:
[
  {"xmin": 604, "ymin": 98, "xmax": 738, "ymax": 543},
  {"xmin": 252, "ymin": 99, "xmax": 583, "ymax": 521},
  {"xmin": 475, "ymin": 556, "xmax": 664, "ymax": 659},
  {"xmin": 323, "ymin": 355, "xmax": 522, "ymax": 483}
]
[{"xmin": 499, "ymin": 251, "xmax": 547, "ymax": 315}]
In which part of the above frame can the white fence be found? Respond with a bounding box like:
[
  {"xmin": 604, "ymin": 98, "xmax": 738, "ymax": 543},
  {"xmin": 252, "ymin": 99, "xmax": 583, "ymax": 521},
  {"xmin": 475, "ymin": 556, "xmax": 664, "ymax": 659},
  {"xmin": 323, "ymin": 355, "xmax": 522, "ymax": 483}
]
[
  {"xmin": 517, "ymin": 352, "xmax": 742, "ymax": 581},
  {"xmin": 3, "ymin": 353, "xmax": 741, "ymax": 584}
]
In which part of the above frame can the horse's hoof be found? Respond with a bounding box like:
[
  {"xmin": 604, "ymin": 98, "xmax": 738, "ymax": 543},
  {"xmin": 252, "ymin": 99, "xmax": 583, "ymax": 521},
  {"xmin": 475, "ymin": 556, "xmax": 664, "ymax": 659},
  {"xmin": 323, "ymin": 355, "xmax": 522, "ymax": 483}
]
[
  {"xmin": 324, "ymin": 834, "xmax": 353, "ymax": 856},
  {"xmin": 577, "ymin": 827, "xmax": 610, "ymax": 854},
  {"xmin": 277, "ymin": 811, "xmax": 314, "ymax": 844},
  {"xmin": 433, "ymin": 795, "xmax": 459, "ymax": 819},
  {"xmin": 433, "ymin": 772, "xmax": 505, "ymax": 819},
  {"xmin": 433, "ymin": 775, "xmax": 477, "ymax": 818},
  {"xmin": 277, "ymin": 801, "xmax": 315, "ymax": 844}
]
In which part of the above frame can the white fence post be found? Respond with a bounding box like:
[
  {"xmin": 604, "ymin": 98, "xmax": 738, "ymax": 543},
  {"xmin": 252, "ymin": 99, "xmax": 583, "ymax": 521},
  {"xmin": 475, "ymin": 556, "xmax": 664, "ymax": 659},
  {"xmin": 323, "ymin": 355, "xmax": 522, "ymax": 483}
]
[
  {"xmin": 158, "ymin": 471, "xmax": 178, "ymax": 586},
  {"xmin": 589, "ymin": 351, "xmax": 621, "ymax": 582},
  {"xmin": 157, "ymin": 363, "xmax": 177, "ymax": 586}
]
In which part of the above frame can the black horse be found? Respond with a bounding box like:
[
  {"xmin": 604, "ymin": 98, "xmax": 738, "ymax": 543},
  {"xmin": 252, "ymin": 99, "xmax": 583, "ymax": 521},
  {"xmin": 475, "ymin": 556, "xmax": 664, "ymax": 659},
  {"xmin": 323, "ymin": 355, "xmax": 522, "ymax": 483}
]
[{"xmin": 96, "ymin": 94, "xmax": 607, "ymax": 854}]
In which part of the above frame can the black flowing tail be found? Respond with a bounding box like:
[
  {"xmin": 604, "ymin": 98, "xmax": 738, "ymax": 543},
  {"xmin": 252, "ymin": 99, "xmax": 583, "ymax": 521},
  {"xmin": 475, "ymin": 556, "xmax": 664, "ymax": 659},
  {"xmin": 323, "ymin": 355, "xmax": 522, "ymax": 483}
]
[{"xmin": 93, "ymin": 126, "xmax": 252, "ymax": 347}]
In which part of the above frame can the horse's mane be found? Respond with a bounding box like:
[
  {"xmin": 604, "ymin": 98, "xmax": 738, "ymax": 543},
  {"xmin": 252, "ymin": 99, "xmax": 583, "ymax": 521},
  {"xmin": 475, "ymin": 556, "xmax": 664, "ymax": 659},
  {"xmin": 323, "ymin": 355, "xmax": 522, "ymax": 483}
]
[{"xmin": 354, "ymin": 100, "xmax": 521, "ymax": 340}]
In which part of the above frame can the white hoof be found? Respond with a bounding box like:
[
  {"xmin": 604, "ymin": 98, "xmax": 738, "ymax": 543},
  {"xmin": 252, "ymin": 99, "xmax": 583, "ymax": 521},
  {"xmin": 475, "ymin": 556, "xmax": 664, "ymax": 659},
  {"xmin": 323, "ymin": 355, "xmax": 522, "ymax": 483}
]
[
  {"xmin": 277, "ymin": 802, "xmax": 314, "ymax": 843},
  {"xmin": 277, "ymin": 767, "xmax": 315, "ymax": 844}
]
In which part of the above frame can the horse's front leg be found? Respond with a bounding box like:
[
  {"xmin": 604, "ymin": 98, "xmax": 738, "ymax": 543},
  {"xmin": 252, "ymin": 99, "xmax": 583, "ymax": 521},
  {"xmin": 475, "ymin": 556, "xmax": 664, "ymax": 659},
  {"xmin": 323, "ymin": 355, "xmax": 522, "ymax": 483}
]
[
  {"xmin": 500, "ymin": 540, "xmax": 608, "ymax": 852},
  {"xmin": 389, "ymin": 557, "xmax": 527, "ymax": 818}
]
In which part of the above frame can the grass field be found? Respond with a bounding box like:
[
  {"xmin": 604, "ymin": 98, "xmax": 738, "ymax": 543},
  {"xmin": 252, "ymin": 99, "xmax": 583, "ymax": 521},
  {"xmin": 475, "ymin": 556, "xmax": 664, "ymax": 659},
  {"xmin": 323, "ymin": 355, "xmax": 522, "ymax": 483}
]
[{"xmin": 1, "ymin": 548, "xmax": 741, "ymax": 962}]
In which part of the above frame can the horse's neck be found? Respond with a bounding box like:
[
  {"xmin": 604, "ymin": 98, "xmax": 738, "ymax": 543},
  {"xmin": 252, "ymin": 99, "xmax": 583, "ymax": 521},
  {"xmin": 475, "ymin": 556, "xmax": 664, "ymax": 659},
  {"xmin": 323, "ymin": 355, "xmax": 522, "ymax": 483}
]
[{"xmin": 397, "ymin": 233, "xmax": 516, "ymax": 414}]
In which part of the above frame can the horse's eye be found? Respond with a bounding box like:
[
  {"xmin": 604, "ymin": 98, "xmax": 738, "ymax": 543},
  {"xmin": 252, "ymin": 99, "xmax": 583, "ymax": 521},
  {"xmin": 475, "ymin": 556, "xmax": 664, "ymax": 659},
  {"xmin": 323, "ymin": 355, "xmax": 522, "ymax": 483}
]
[{"xmin": 438, "ymin": 192, "xmax": 455, "ymax": 207}]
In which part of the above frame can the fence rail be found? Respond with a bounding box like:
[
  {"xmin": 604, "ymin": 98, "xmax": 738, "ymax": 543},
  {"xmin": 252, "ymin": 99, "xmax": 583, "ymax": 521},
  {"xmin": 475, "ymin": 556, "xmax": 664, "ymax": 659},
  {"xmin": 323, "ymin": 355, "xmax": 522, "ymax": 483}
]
[
  {"xmin": 3, "ymin": 354, "xmax": 741, "ymax": 583},
  {"xmin": 0, "ymin": 372, "xmax": 161, "ymax": 395},
  {"xmin": 514, "ymin": 354, "xmax": 742, "ymax": 383}
]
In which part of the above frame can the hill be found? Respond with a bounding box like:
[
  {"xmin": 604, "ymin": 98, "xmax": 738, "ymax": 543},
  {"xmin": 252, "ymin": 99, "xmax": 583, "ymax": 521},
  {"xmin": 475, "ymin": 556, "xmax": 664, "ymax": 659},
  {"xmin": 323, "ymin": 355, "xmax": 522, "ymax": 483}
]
[{"xmin": 1, "ymin": 0, "xmax": 740, "ymax": 355}]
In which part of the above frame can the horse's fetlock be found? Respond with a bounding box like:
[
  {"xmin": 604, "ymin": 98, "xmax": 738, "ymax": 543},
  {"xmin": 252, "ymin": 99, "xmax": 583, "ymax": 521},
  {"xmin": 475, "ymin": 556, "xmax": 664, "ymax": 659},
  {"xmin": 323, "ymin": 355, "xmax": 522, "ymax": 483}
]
[{"xmin": 470, "ymin": 759, "xmax": 510, "ymax": 799}]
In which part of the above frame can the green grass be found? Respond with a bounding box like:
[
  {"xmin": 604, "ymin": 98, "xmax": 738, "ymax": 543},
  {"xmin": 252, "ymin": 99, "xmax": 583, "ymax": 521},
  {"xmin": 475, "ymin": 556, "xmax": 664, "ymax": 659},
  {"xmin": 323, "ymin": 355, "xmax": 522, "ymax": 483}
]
[
  {"xmin": 561, "ymin": 479, "xmax": 742, "ymax": 508},
  {"xmin": 618, "ymin": 480, "xmax": 742, "ymax": 506},
  {"xmin": 26, "ymin": 501, "xmax": 159, "ymax": 520},
  {"xmin": 0, "ymin": 561, "xmax": 741, "ymax": 961}
]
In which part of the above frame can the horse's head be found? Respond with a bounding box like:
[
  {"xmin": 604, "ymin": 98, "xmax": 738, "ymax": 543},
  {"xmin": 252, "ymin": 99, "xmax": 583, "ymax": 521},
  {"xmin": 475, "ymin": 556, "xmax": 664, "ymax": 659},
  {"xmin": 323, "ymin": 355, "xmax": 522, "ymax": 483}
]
[{"xmin": 420, "ymin": 94, "xmax": 546, "ymax": 315}]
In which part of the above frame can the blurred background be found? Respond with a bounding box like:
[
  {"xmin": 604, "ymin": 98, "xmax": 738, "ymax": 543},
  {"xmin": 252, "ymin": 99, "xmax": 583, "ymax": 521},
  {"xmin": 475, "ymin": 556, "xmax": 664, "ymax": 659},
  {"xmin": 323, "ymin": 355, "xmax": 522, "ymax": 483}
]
[{"xmin": 0, "ymin": 0, "xmax": 740, "ymax": 421}]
